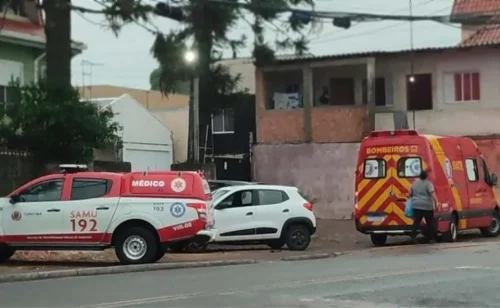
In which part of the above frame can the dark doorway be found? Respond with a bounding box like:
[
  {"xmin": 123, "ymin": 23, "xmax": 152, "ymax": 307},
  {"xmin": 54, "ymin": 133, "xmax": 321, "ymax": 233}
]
[
  {"xmin": 214, "ymin": 157, "xmax": 251, "ymax": 181},
  {"xmin": 406, "ymin": 74, "xmax": 433, "ymax": 111},
  {"xmin": 330, "ymin": 78, "xmax": 355, "ymax": 105}
]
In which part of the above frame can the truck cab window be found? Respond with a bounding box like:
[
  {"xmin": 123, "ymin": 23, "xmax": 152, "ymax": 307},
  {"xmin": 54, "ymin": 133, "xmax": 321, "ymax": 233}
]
[
  {"xmin": 465, "ymin": 159, "xmax": 479, "ymax": 182},
  {"xmin": 71, "ymin": 179, "xmax": 112, "ymax": 200},
  {"xmin": 18, "ymin": 179, "xmax": 64, "ymax": 202},
  {"xmin": 480, "ymin": 158, "xmax": 493, "ymax": 185}
]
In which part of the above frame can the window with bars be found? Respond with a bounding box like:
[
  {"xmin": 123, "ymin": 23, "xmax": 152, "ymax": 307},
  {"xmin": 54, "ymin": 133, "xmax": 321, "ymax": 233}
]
[{"xmin": 444, "ymin": 72, "xmax": 480, "ymax": 103}]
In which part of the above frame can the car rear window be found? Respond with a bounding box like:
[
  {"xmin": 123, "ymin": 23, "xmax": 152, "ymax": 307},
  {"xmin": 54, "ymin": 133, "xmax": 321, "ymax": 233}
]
[{"xmin": 364, "ymin": 159, "xmax": 386, "ymax": 179}]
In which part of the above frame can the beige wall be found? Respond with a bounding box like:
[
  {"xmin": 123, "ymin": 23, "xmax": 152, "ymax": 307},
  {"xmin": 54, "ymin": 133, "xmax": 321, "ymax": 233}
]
[
  {"xmin": 79, "ymin": 85, "xmax": 189, "ymax": 108},
  {"xmin": 79, "ymin": 85, "xmax": 190, "ymax": 163},
  {"xmin": 151, "ymin": 108, "xmax": 189, "ymax": 163},
  {"xmin": 461, "ymin": 25, "xmax": 482, "ymax": 42},
  {"xmin": 219, "ymin": 58, "xmax": 255, "ymax": 94}
]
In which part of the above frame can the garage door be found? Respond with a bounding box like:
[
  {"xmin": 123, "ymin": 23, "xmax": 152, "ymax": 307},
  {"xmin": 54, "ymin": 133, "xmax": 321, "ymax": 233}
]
[{"xmin": 125, "ymin": 149, "xmax": 172, "ymax": 172}]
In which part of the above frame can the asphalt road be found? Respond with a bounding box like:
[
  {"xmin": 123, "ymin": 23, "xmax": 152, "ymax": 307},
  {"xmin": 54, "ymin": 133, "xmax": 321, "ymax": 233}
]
[{"xmin": 2, "ymin": 242, "xmax": 500, "ymax": 307}]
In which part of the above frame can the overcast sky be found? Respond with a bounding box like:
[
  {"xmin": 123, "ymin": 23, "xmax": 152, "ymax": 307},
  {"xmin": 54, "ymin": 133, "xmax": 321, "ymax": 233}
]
[{"xmin": 71, "ymin": 0, "xmax": 459, "ymax": 90}]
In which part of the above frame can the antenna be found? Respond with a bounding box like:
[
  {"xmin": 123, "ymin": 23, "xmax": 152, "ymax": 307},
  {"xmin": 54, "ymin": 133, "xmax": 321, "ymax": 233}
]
[{"xmin": 81, "ymin": 60, "xmax": 104, "ymax": 99}]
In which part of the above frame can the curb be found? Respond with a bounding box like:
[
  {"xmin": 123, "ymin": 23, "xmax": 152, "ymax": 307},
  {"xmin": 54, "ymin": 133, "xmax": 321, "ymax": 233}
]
[
  {"xmin": 0, "ymin": 259, "xmax": 258, "ymax": 283},
  {"xmin": 279, "ymin": 252, "xmax": 342, "ymax": 261}
]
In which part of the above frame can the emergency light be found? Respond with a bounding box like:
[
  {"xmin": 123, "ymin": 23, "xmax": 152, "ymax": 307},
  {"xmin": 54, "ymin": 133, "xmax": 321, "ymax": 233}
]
[{"xmin": 59, "ymin": 164, "xmax": 89, "ymax": 173}]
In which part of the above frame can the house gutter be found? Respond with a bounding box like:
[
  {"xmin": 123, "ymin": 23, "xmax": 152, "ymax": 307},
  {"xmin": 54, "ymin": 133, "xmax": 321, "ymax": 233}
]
[{"xmin": 34, "ymin": 52, "xmax": 46, "ymax": 83}]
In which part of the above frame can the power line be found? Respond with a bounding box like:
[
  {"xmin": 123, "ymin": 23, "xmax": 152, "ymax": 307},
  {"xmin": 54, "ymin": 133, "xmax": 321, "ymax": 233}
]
[{"xmin": 312, "ymin": 5, "xmax": 454, "ymax": 46}]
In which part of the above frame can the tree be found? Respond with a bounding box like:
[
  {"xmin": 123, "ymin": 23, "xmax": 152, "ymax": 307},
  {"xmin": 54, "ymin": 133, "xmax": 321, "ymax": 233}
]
[
  {"xmin": 152, "ymin": 0, "xmax": 316, "ymax": 109},
  {"xmin": 0, "ymin": 82, "xmax": 121, "ymax": 164},
  {"xmin": 149, "ymin": 68, "xmax": 190, "ymax": 95}
]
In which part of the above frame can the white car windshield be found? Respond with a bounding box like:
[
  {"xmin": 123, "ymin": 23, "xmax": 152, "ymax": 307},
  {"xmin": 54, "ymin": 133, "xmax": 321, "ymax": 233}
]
[{"xmin": 212, "ymin": 188, "xmax": 230, "ymax": 204}]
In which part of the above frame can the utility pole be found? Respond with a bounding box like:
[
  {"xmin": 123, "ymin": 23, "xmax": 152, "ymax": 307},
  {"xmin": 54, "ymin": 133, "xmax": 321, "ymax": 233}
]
[
  {"xmin": 193, "ymin": 77, "xmax": 200, "ymax": 163},
  {"xmin": 81, "ymin": 60, "xmax": 104, "ymax": 99}
]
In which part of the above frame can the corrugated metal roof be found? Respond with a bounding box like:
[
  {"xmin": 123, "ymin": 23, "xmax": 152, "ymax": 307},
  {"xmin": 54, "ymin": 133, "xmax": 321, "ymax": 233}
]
[{"xmin": 272, "ymin": 44, "xmax": 500, "ymax": 65}]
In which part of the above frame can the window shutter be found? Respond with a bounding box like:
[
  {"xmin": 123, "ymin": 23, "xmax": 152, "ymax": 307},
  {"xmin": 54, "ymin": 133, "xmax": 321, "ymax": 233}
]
[
  {"xmin": 472, "ymin": 72, "xmax": 480, "ymax": 100},
  {"xmin": 463, "ymin": 73, "xmax": 471, "ymax": 101},
  {"xmin": 454, "ymin": 73, "xmax": 462, "ymax": 101}
]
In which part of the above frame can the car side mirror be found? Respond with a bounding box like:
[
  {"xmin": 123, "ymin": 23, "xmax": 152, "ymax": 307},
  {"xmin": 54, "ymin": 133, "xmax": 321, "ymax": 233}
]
[
  {"xmin": 491, "ymin": 173, "xmax": 498, "ymax": 186},
  {"xmin": 9, "ymin": 194, "xmax": 20, "ymax": 204},
  {"xmin": 215, "ymin": 203, "xmax": 229, "ymax": 210}
]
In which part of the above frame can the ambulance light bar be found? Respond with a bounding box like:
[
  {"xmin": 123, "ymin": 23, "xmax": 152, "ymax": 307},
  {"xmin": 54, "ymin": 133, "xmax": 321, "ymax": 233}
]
[
  {"xmin": 369, "ymin": 130, "xmax": 418, "ymax": 137},
  {"xmin": 59, "ymin": 164, "xmax": 89, "ymax": 173}
]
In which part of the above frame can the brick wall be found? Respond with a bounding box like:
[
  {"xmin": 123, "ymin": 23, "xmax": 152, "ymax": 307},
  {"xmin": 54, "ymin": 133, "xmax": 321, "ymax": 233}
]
[
  {"xmin": 253, "ymin": 143, "xmax": 359, "ymax": 219},
  {"xmin": 256, "ymin": 69, "xmax": 369, "ymax": 144}
]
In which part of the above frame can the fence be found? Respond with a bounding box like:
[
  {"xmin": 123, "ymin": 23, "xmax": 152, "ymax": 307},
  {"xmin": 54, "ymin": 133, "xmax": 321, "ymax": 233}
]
[
  {"xmin": 0, "ymin": 152, "xmax": 132, "ymax": 196},
  {"xmin": 0, "ymin": 150, "xmax": 37, "ymax": 196}
]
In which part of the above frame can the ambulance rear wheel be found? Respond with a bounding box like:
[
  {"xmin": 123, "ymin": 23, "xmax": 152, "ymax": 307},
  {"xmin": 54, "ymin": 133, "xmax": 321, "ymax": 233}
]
[
  {"xmin": 370, "ymin": 234, "xmax": 387, "ymax": 247},
  {"xmin": 115, "ymin": 227, "xmax": 158, "ymax": 265},
  {"xmin": 480, "ymin": 211, "xmax": 500, "ymax": 237},
  {"xmin": 0, "ymin": 245, "xmax": 15, "ymax": 263}
]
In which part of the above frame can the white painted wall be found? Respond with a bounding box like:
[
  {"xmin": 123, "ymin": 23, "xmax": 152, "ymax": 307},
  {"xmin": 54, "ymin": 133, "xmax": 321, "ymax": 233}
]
[
  {"xmin": 373, "ymin": 48, "xmax": 500, "ymax": 136},
  {"xmin": 102, "ymin": 94, "xmax": 173, "ymax": 171}
]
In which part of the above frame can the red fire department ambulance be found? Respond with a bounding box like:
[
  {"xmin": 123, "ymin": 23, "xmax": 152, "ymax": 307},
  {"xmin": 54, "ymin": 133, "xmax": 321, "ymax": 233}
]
[
  {"xmin": 354, "ymin": 130, "xmax": 500, "ymax": 246},
  {"xmin": 0, "ymin": 165, "xmax": 214, "ymax": 264}
]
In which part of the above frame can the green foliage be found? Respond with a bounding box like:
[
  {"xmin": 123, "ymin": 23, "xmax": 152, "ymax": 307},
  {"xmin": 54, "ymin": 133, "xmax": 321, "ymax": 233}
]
[
  {"xmin": 0, "ymin": 82, "xmax": 122, "ymax": 164},
  {"xmin": 149, "ymin": 68, "xmax": 190, "ymax": 95},
  {"xmin": 150, "ymin": 0, "xmax": 316, "ymax": 104}
]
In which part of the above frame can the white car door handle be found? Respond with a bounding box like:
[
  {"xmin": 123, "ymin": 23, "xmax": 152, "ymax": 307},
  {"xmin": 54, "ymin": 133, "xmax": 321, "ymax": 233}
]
[
  {"xmin": 246, "ymin": 212, "xmax": 253, "ymax": 216},
  {"xmin": 47, "ymin": 208, "xmax": 60, "ymax": 213},
  {"xmin": 96, "ymin": 206, "xmax": 110, "ymax": 210},
  {"xmin": 282, "ymin": 209, "xmax": 289, "ymax": 213}
]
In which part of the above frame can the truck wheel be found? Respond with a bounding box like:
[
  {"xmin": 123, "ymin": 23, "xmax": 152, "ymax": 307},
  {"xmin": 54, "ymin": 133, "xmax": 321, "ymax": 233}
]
[
  {"xmin": 442, "ymin": 217, "xmax": 458, "ymax": 243},
  {"xmin": 115, "ymin": 227, "xmax": 158, "ymax": 265},
  {"xmin": 480, "ymin": 211, "xmax": 500, "ymax": 237},
  {"xmin": 267, "ymin": 239, "xmax": 286, "ymax": 250},
  {"xmin": 370, "ymin": 234, "xmax": 387, "ymax": 247},
  {"xmin": 285, "ymin": 225, "xmax": 311, "ymax": 251},
  {"xmin": 0, "ymin": 245, "xmax": 15, "ymax": 263},
  {"xmin": 155, "ymin": 246, "xmax": 166, "ymax": 261}
]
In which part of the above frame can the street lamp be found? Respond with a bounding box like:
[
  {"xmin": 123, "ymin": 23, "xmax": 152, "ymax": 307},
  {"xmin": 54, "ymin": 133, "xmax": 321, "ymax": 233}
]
[
  {"xmin": 185, "ymin": 50, "xmax": 200, "ymax": 163},
  {"xmin": 184, "ymin": 50, "xmax": 197, "ymax": 64}
]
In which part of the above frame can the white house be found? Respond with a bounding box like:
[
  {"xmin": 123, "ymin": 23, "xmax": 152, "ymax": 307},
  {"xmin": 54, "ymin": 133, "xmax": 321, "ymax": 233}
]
[{"xmin": 91, "ymin": 94, "xmax": 174, "ymax": 172}]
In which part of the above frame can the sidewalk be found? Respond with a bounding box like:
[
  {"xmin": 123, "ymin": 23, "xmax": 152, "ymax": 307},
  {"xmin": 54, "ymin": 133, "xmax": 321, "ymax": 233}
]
[{"xmin": 0, "ymin": 219, "xmax": 371, "ymax": 274}]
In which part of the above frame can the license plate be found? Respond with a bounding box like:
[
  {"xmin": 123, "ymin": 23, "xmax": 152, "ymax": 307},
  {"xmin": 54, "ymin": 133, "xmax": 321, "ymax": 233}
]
[{"xmin": 367, "ymin": 216, "xmax": 385, "ymax": 222}]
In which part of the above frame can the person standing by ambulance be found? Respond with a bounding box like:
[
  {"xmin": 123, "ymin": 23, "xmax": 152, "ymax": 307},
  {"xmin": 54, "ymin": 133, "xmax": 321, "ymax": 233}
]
[{"xmin": 409, "ymin": 170, "xmax": 439, "ymax": 242}]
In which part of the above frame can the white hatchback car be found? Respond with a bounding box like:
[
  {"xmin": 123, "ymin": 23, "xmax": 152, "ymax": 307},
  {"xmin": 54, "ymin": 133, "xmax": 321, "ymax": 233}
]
[{"xmin": 198, "ymin": 184, "xmax": 317, "ymax": 251}]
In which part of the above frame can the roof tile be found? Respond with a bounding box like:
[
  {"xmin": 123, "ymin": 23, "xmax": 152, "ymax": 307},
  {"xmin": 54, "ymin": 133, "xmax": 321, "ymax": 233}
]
[
  {"xmin": 459, "ymin": 14, "xmax": 500, "ymax": 46},
  {"xmin": 452, "ymin": 0, "xmax": 500, "ymax": 15},
  {"xmin": 0, "ymin": 18, "xmax": 44, "ymax": 38}
]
